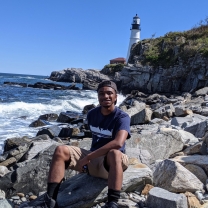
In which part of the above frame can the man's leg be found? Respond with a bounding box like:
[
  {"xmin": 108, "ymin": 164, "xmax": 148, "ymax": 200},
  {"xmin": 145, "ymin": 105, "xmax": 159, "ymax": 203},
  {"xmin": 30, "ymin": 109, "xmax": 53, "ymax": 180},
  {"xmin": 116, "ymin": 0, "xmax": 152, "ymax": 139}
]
[
  {"xmin": 106, "ymin": 149, "xmax": 123, "ymax": 206},
  {"xmin": 47, "ymin": 145, "xmax": 71, "ymax": 200},
  {"xmin": 107, "ymin": 149, "xmax": 123, "ymax": 190}
]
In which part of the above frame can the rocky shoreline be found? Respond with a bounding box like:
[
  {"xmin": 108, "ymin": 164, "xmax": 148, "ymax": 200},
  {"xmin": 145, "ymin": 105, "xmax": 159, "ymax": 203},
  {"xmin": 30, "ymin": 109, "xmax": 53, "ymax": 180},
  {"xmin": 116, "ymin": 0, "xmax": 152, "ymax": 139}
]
[
  {"xmin": 3, "ymin": 81, "xmax": 80, "ymax": 91},
  {"xmin": 1, "ymin": 86, "xmax": 208, "ymax": 207}
]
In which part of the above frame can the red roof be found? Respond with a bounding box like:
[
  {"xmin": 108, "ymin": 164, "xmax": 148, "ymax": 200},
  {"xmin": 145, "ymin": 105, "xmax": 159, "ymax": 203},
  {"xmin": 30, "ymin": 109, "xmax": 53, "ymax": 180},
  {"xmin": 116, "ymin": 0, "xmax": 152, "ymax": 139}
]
[{"xmin": 110, "ymin": 57, "xmax": 126, "ymax": 61}]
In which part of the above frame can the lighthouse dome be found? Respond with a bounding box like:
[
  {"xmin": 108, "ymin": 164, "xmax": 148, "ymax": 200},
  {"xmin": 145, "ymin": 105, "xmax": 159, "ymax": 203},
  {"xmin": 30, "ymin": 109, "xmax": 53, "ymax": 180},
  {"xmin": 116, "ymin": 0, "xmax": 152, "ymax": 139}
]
[{"xmin": 133, "ymin": 14, "xmax": 140, "ymax": 19}]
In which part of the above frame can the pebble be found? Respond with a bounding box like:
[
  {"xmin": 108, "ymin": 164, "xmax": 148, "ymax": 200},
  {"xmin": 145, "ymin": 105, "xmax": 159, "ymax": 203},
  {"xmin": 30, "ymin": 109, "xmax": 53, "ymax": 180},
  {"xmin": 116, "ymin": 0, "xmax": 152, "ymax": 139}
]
[
  {"xmin": 17, "ymin": 193, "xmax": 25, "ymax": 197},
  {"xmin": 21, "ymin": 197, "xmax": 27, "ymax": 202},
  {"xmin": 11, "ymin": 196, "xmax": 20, "ymax": 200},
  {"xmin": 28, "ymin": 192, "xmax": 34, "ymax": 197},
  {"xmin": 195, "ymin": 190, "xmax": 205, "ymax": 201},
  {"xmin": 29, "ymin": 195, "xmax": 37, "ymax": 200}
]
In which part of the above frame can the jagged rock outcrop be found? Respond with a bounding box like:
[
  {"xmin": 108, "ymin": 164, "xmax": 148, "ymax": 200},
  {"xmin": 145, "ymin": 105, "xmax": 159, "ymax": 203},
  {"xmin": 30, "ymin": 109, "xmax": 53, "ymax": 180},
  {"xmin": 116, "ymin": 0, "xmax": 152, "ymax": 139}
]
[
  {"xmin": 119, "ymin": 53, "xmax": 208, "ymax": 94},
  {"xmin": 49, "ymin": 68, "xmax": 111, "ymax": 90}
]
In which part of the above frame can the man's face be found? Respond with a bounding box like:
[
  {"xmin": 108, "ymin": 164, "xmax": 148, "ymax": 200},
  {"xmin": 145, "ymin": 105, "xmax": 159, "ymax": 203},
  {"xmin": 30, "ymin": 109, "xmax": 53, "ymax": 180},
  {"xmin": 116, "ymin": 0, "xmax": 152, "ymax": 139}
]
[{"xmin": 98, "ymin": 86, "xmax": 117, "ymax": 108}]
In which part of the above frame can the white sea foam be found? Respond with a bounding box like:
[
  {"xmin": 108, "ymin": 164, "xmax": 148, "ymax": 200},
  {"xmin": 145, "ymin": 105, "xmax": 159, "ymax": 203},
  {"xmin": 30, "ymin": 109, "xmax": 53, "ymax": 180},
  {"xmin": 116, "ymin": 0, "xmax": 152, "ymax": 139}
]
[{"xmin": 0, "ymin": 93, "xmax": 126, "ymax": 154}]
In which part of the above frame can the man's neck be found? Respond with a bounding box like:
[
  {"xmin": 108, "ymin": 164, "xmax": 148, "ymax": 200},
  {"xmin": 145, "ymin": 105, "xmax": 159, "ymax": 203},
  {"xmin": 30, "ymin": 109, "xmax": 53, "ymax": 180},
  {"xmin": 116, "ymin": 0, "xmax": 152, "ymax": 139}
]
[{"xmin": 101, "ymin": 105, "xmax": 115, "ymax": 115}]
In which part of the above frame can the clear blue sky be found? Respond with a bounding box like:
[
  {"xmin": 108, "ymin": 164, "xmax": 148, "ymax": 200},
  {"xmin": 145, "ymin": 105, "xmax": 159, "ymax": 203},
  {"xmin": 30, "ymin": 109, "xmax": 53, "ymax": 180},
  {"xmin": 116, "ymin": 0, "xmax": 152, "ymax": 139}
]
[{"xmin": 0, "ymin": 0, "xmax": 208, "ymax": 76}]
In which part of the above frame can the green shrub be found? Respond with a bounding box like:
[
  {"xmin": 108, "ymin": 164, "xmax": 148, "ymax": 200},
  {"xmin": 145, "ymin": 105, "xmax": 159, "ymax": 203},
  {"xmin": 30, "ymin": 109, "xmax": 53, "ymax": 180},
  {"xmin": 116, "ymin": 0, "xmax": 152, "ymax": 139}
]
[{"xmin": 136, "ymin": 24, "xmax": 208, "ymax": 67}]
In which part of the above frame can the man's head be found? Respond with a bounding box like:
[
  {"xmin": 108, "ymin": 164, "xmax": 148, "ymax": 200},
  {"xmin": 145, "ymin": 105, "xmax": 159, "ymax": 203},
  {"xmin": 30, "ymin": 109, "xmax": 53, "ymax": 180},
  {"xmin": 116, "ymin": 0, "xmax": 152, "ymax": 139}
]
[{"xmin": 97, "ymin": 81, "xmax": 117, "ymax": 107}]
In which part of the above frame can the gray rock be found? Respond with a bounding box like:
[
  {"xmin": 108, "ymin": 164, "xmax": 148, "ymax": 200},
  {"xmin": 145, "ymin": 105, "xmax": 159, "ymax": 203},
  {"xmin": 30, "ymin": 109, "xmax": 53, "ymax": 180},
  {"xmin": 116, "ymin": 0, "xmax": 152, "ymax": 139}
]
[
  {"xmin": 126, "ymin": 129, "xmax": 184, "ymax": 165},
  {"xmin": 173, "ymin": 155, "xmax": 208, "ymax": 176},
  {"xmin": 0, "ymin": 199, "xmax": 14, "ymax": 208},
  {"xmin": 117, "ymin": 198, "xmax": 138, "ymax": 207},
  {"xmin": 120, "ymin": 101, "xmax": 152, "ymax": 125},
  {"xmin": 184, "ymin": 164, "xmax": 207, "ymax": 184},
  {"xmin": 57, "ymin": 112, "xmax": 79, "ymax": 123},
  {"xmin": 57, "ymin": 165, "xmax": 152, "ymax": 208},
  {"xmin": 146, "ymin": 187, "xmax": 188, "ymax": 208},
  {"xmin": 23, "ymin": 139, "xmax": 58, "ymax": 160},
  {"xmin": 153, "ymin": 159, "xmax": 203, "ymax": 193},
  {"xmin": 194, "ymin": 87, "xmax": 208, "ymax": 96},
  {"xmin": 4, "ymin": 136, "xmax": 31, "ymax": 152},
  {"xmin": 0, "ymin": 166, "xmax": 10, "ymax": 177},
  {"xmin": 0, "ymin": 157, "xmax": 16, "ymax": 167},
  {"xmin": 126, "ymin": 148, "xmax": 151, "ymax": 167},
  {"xmin": 184, "ymin": 119, "xmax": 208, "ymax": 138},
  {"xmin": 36, "ymin": 125, "xmax": 61, "ymax": 139},
  {"xmin": 174, "ymin": 105, "xmax": 189, "ymax": 117},
  {"xmin": 0, "ymin": 144, "xmax": 75, "ymax": 198},
  {"xmin": 183, "ymin": 141, "xmax": 205, "ymax": 155},
  {"xmin": 38, "ymin": 113, "xmax": 58, "ymax": 121},
  {"xmin": 202, "ymin": 107, "xmax": 208, "ymax": 116},
  {"xmin": 149, "ymin": 118, "xmax": 169, "ymax": 125},
  {"xmin": 82, "ymin": 104, "xmax": 96, "ymax": 114},
  {"xmin": 0, "ymin": 189, "xmax": 6, "ymax": 199},
  {"xmin": 171, "ymin": 116, "xmax": 193, "ymax": 127},
  {"xmin": 171, "ymin": 114, "xmax": 208, "ymax": 138},
  {"xmin": 177, "ymin": 130, "xmax": 199, "ymax": 145},
  {"xmin": 9, "ymin": 144, "xmax": 29, "ymax": 158},
  {"xmin": 58, "ymin": 127, "xmax": 80, "ymax": 138},
  {"xmin": 29, "ymin": 119, "xmax": 50, "ymax": 127},
  {"xmin": 153, "ymin": 104, "xmax": 175, "ymax": 118},
  {"xmin": 49, "ymin": 68, "xmax": 110, "ymax": 88}
]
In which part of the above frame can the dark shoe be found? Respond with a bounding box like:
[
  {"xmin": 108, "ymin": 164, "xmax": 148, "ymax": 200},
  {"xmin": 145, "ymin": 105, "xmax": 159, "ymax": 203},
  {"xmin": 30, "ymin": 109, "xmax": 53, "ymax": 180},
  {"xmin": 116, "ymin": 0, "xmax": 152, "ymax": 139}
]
[
  {"xmin": 19, "ymin": 193, "xmax": 56, "ymax": 208},
  {"xmin": 105, "ymin": 201, "xmax": 118, "ymax": 208}
]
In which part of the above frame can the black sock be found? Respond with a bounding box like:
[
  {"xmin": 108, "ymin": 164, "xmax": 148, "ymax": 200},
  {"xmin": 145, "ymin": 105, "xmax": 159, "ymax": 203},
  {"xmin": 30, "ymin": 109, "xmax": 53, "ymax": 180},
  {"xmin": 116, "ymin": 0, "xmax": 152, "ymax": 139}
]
[
  {"xmin": 108, "ymin": 189, "xmax": 120, "ymax": 203},
  {"xmin": 47, "ymin": 183, "xmax": 61, "ymax": 200}
]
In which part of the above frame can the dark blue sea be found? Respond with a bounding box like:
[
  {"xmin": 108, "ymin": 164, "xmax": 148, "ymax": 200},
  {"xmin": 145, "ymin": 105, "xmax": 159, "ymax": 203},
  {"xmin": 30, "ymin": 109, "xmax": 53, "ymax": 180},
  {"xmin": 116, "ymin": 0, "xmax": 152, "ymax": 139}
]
[{"xmin": 0, "ymin": 72, "xmax": 125, "ymax": 154}]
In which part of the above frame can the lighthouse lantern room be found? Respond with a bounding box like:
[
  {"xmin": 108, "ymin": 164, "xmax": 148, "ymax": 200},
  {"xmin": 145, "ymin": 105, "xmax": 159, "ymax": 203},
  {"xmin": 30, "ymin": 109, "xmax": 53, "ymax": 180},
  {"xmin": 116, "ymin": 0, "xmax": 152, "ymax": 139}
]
[{"xmin": 126, "ymin": 14, "xmax": 141, "ymax": 62}]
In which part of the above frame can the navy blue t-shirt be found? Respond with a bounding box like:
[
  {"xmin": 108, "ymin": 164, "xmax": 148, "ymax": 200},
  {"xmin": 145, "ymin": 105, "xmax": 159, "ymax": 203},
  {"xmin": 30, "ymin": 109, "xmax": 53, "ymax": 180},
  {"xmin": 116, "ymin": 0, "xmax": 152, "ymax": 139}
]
[{"xmin": 87, "ymin": 106, "xmax": 131, "ymax": 153}]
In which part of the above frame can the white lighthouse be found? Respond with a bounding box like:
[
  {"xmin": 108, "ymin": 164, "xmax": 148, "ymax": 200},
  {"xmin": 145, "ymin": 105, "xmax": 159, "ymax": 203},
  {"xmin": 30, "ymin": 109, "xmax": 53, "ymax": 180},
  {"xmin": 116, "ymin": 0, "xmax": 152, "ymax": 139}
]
[{"xmin": 126, "ymin": 14, "xmax": 141, "ymax": 62}]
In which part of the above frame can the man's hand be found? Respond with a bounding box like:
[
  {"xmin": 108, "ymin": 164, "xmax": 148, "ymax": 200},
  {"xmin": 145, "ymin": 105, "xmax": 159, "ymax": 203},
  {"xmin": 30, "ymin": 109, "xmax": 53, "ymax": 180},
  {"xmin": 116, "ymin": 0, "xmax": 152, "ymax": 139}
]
[{"xmin": 77, "ymin": 156, "xmax": 90, "ymax": 173}]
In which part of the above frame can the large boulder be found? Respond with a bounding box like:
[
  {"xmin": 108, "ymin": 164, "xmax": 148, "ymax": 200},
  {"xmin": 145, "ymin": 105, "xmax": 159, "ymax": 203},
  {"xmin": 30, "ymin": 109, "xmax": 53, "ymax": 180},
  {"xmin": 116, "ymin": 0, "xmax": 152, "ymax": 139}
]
[
  {"xmin": 0, "ymin": 199, "xmax": 14, "ymax": 208},
  {"xmin": 126, "ymin": 129, "xmax": 184, "ymax": 165},
  {"xmin": 4, "ymin": 136, "xmax": 31, "ymax": 152},
  {"xmin": 153, "ymin": 159, "xmax": 203, "ymax": 193},
  {"xmin": 0, "ymin": 144, "xmax": 75, "ymax": 198},
  {"xmin": 120, "ymin": 100, "xmax": 152, "ymax": 125},
  {"xmin": 171, "ymin": 114, "xmax": 208, "ymax": 138},
  {"xmin": 22, "ymin": 137, "xmax": 58, "ymax": 161},
  {"xmin": 36, "ymin": 125, "xmax": 61, "ymax": 139},
  {"xmin": 56, "ymin": 164, "xmax": 152, "ymax": 208},
  {"xmin": 146, "ymin": 187, "xmax": 188, "ymax": 208},
  {"xmin": 48, "ymin": 68, "xmax": 111, "ymax": 88}
]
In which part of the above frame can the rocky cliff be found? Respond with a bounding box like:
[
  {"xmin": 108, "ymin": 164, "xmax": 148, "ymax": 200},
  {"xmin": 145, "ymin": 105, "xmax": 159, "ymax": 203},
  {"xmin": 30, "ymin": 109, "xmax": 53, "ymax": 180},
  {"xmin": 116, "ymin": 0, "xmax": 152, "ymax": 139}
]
[{"xmin": 120, "ymin": 24, "xmax": 208, "ymax": 94}]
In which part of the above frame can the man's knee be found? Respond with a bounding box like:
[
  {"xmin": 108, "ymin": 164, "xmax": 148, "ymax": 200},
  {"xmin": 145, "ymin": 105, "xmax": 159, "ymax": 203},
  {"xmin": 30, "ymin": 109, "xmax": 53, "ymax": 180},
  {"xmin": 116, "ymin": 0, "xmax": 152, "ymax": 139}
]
[
  {"xmin": 53, "ymin": 145, "xmax": 70, "ymax": 160},
  {"xmin": 106, "ymin": 149, "xmax": 122, "ymax": 165}
]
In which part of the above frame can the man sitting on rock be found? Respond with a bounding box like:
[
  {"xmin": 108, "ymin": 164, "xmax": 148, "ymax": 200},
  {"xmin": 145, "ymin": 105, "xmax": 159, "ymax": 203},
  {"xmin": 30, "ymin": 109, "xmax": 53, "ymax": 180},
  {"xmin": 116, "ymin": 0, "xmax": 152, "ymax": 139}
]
[{"xmin": 21, "ymin": 80, "xmax": 131, "ymax": 208}]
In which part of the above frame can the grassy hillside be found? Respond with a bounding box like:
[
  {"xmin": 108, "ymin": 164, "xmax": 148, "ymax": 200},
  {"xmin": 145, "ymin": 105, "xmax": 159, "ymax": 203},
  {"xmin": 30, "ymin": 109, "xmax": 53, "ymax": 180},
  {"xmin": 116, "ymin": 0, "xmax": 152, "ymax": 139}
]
[{"xmin": 129, "ymin": 24, "xmax": 208, "ymax": 68}]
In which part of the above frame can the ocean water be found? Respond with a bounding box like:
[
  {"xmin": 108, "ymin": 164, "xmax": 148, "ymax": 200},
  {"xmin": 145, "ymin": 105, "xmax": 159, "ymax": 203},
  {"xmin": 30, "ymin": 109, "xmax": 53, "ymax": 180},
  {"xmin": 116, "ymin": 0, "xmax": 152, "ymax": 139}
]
[{"xmin": 0, "ymin": 72, "xmax": 125, "ymax": 154}]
